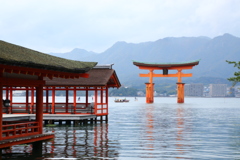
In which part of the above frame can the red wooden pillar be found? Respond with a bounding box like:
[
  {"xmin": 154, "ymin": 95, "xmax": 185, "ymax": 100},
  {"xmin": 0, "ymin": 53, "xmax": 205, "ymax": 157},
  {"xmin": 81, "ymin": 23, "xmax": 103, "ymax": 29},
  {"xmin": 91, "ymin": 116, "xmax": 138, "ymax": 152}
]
[
  {"xmin": 9, "ymin": 87, "xmax": 13, "ymax": 114},
  {"xmin": 0, "ymin": 76, "xmax": 3, "ymax": 140},
  {"xmin": 145, "ymin": 83, "xmax": 154, "ymax": 103},
  {"xmin": 100, "ymin": 87, "xmax": 103, "ymax": 109},
  {"xmin": 73, "ymin": 87, "xmax": 77, "ymax": 114},
  {"xmin": 52, "ymin": 87, "xmax": 55, "ymax": 114},
  {"xmin": 66, "ymin": 87, "xmax": 69, "ymax": 113},
  {"xmin": 106, "ymin": 87, "xmax": 108, "ymax": 114},
  {"xmin": 94, "ymin": 88, "xmax": 98, "ymax": 115},
  {"xmin": 36, "ymin": 79, "xmax": 43, "ymax": 134},
  {"xmin": 31, "ymin": 87, "xmax": 34, "ymax": 114},
  {"xmin": 46, "ymin": 87, "xmax": 49, "ymax": 113},
  {"xmin": 5, "ymin": 87, "xmax": 8, "ymax": 100},
  {"xmin": 177, "ymin": 83, "xmax": 185, "ymax": 103},
  {"xmin": 26, "ymin": 87, "xmax": 29, "ymax": 112},
  {"xmin": 5, "ymin": 87, "xmax": 9, "ymax": 114},
  {"xmin": 86, "ymin": 87, "xmax": 89, "ymax": 106}
]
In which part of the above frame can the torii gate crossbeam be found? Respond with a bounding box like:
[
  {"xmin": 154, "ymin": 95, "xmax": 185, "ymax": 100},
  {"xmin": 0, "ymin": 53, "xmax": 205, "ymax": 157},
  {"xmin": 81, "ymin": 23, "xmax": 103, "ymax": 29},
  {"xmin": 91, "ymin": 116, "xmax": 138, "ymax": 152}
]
[{"xmin": 133, "ymin": 60, "xmax": 200, "ymax": 103}]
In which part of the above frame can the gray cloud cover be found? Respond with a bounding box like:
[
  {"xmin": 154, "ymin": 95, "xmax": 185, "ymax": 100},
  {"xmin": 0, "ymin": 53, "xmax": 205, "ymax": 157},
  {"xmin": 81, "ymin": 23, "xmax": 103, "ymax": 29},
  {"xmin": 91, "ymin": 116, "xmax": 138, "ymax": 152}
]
[{"xmin": 0, "ymin": 0, "xmax": 240, "ymax": 53}]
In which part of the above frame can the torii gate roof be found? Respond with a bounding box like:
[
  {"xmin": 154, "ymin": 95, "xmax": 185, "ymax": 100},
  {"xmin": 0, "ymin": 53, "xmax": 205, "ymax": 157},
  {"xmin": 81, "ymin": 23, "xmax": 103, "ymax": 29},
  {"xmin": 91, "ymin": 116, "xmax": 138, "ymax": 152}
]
[{"xmin": 133, "ymin": 59, "xmax": 200, "ymax": 69}]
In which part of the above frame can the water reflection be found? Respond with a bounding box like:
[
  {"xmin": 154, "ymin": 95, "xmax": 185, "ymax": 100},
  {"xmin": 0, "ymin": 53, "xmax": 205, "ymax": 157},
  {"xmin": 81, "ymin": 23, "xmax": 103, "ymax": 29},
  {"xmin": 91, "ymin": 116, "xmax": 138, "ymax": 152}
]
[
  {"xmin": 175, "ymin": 106, "xmax": 188, "ymax": 159},
  {"xmin": 1, "ymin": 123, "xmax": 119, "ymax": 159},
  {"xmin": 2, "ymin": 98, "xmax": 240, "ymax": 159},
  {"xmin": 42, "ymin": 123, "xmax": 119, "ymax": 159},
  {"xmin": 144, "ymin": 105, "xmax": 155, "ymax": 158},
  {"xmin": 139, "ymin": 104, "xmax": 192, "ymax": 159}
]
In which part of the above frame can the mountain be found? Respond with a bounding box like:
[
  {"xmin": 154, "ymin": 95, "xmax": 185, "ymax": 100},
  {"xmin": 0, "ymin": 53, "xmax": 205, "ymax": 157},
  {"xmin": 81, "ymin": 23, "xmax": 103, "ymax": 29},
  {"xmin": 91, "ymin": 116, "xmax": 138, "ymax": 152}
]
[
  {"xmin": 49, "ymin": 33, "xmax": 240, "ymax": 86},
  {"xmin": 48, "ymin": 48, "xmax": 97, "ymax": 60}
]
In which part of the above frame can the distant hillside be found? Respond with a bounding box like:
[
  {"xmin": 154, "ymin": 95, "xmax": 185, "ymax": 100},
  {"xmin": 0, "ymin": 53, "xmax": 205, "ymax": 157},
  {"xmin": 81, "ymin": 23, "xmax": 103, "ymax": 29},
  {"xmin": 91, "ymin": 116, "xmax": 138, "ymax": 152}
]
[
  {"xmin": 49, "ymin": 33, "xmax": 240, "ymax": 86},
  {"xmin": 49, "ymin": 48, "xmax": 97, "ymax": 60}
]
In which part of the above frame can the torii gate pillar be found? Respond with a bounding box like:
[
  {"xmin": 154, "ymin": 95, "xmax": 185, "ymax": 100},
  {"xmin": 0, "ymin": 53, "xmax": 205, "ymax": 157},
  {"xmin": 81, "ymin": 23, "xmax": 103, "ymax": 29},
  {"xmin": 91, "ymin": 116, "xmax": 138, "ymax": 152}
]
[
  {"xmin": 177, "ymin": 82, "xmax": 185, "ymax": 103},
  {"xmin": 133, "ymin": 60, "xmax": 199, "ymax": 104},
  {"xmin": 145, "ymin": 83, "xmax": 154, "ymax": 103}
]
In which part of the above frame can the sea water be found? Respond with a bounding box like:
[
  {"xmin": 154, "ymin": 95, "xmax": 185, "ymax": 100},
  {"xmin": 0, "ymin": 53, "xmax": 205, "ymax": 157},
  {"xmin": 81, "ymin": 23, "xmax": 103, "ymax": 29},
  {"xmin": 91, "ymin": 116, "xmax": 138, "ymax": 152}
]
[{"xmin": 2, "ymin": 97, "xmax": 240, "ymax": 160}]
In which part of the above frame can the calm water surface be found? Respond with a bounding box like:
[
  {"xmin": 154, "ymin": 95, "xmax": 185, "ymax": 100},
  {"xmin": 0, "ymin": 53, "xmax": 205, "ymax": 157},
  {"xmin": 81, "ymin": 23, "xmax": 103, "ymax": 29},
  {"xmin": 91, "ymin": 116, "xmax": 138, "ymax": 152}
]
[{"xmin": 2, "ymin": 97, "xmax": 240, "ymax": 160}]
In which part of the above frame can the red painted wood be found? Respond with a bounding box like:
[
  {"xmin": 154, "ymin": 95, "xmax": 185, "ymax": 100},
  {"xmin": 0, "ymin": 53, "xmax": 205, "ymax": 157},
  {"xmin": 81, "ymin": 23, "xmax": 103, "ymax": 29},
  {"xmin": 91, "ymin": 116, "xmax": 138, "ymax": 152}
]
[
  {"xmin": 74, "ymin": 87, "xmax": 77, "ymax": 114},
  {"xmin": 0, "ymin": 75, "xmax": 3, "ymax": 141},
  {"xmin": 36, "ymin": 77, "xmax": 43, "ymax": 134},
  {"xmin": 0, "ymin": 64, "xmax": 89, "ymax": 79},
  {"xmin": 52, "ymin": 87, "xmax": 55, "ymax": 114}
]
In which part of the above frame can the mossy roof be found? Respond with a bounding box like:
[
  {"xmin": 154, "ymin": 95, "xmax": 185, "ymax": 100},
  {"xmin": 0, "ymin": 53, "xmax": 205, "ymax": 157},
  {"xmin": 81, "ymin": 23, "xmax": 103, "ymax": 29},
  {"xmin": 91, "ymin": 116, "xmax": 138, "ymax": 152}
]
[
  {"xmin": 44, "ymin": 68, "xmax": 121, "ymax": 88},
  {"xmin": 0, "ymin": 40, "xmax": 97, "ymax": 73}
]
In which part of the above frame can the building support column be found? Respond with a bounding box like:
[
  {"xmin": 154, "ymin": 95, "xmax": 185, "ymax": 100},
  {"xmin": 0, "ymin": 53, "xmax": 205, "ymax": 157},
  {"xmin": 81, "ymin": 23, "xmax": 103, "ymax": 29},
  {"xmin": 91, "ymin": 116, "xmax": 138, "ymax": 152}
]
[
  {"xmin": 86, "ymin": 87, "xmax": 89, "ymax": 106},
  {"xmin": 36, "ymin": 77, "xmax": 43, "ymax": 134},
  {"xmin": 52, "ymin": 87, "xmax": 55, "ymax": 114},
  {"xmin": 106, "ymin": 87, "xmax": 108, "ymax": 115},
  {"xmin": 66, "ymin": 87, "xmax": 69, "ymax": 113},
  {"xmin": 94, "ymin": 88, "xmax": 98, "ymax": 115},
  {"xmin": 26, "ymin": 87, "xmax": 29, "ymax": 113},
  {"xmin": 0, "ymin": 77, "xmax": 3, "ymax": 140},
  {"xmin": 9, "ymin": 87, "xmax": 13, "ymax": 114},
  {"xmin": 177, "ymin": 82, "xmax": 185, "ymax": 103},
  {"xmin": 73, "ymin": 87, "xmax": 77, "ymax": 114},
  {"xmin": 46, "ymin": 87, "xmax": 49, "ymax": 113}
]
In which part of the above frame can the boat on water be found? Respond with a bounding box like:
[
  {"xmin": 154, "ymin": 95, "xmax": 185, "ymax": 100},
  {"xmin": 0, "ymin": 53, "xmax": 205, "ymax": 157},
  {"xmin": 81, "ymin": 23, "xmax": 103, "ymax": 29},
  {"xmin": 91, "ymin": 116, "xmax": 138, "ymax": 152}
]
[{"xmin": 114, "ymin": 98, "xmax": 130, "ymax": 102}]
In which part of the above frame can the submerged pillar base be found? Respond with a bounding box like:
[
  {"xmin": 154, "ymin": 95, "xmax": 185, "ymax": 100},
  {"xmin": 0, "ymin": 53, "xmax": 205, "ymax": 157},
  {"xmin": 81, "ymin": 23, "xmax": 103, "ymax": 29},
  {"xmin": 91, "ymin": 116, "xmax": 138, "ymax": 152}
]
[
  {"xmin": 177, "ymin": 82, "xmax": 185, "ymax": 103},
  {"xmin": 145, "ymin": 83, "xmax": 154, "ymax": 103}
]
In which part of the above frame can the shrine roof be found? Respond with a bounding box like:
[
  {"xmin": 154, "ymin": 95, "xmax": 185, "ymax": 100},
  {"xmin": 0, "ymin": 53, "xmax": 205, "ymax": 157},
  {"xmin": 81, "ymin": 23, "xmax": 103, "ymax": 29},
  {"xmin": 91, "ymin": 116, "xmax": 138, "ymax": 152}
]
[
  {"xmin": 133, "ymin": 59, "xmax": 200, "ymax": 68},
  {"xmin": 44, "ymin": 66, "xmax": 121, "ymax": 88},
  {"xmin": 0, "ymin": 40, "xmax": 97, "ymax": 73}
]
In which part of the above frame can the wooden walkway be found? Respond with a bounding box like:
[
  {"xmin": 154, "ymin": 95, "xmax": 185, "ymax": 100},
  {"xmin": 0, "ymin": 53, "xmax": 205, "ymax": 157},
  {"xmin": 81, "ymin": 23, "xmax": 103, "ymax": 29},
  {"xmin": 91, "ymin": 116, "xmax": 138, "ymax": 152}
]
[
  {"xmin": 0, "ymin": 133, "xmax": 54, "ymax": 148},
  {"xmin": 3, "ymin": 114, "xmax": 96, "ymax": 121},
  {"xmin": 3, "ymin": 114, "xmax": 101, "ymax": 125},
  {"xmin": 1, "ymin": 114, "xmax": 100, "ymax": 148}
]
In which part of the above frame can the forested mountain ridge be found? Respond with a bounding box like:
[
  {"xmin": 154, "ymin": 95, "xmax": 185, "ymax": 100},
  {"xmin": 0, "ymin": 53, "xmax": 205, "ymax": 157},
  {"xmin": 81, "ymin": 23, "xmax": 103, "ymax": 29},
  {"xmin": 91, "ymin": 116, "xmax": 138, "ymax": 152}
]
[{"xmin": 48, "ymin": 33, "xmax": 240, "ymax": 86}]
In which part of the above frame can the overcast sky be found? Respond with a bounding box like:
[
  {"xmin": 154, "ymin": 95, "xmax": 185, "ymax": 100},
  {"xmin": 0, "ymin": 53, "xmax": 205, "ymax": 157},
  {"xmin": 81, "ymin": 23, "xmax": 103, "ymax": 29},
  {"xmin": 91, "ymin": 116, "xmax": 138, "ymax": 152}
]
[{"xmin": 0, "ymin": 0, "xmax": 240, "ymax": 53}]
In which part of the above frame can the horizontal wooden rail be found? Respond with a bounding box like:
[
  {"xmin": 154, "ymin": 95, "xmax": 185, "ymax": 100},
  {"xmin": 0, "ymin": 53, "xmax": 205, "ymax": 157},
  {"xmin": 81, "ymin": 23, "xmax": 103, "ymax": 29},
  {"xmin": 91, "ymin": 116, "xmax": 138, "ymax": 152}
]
[
  {"xmin": 2, "ymin": 121, "xmax": 39, "ymax": 140},
  {"xmin": 9, "ymin": 103, "xmax": 95, "ymax": 114}
]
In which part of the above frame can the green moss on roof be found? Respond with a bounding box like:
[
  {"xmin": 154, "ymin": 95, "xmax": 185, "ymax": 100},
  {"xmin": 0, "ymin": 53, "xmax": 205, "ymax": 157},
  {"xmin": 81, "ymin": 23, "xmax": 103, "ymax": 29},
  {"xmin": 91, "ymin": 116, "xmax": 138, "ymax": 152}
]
[{"xmin": 0, "ymin": 40, "xmax": 97, "ymax": 73}]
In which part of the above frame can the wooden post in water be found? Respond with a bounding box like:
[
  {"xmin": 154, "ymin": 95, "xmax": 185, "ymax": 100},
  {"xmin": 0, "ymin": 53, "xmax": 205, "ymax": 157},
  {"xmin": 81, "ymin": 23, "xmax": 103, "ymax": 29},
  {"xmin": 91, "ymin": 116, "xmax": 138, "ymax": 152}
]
[
  {"xmin": 177, "ymin": 83, "xmax": 185, "ymax": 103},
  {"xmin": 36, "ymin": 77, "xmax": 43, "ymax": 134}
]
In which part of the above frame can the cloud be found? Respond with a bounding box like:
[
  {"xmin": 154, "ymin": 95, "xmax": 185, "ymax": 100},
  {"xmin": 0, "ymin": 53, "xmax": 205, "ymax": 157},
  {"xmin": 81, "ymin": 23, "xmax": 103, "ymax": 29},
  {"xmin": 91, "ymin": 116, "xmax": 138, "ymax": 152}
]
[{"xmin": 0, "ymin": 0, "xmax": 240, "ymax": 53}]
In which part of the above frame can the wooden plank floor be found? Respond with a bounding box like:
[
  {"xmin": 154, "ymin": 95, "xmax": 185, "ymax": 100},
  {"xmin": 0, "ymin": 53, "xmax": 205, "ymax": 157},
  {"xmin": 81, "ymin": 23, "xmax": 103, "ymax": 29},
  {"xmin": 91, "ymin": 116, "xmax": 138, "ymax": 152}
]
[
  {"xmin": 0, "ymin": 133, "xmax": 54, "ymax": 148},
  {"xmin": 3, "ymin": 114, "xmax": 97, "ymax": 121}
]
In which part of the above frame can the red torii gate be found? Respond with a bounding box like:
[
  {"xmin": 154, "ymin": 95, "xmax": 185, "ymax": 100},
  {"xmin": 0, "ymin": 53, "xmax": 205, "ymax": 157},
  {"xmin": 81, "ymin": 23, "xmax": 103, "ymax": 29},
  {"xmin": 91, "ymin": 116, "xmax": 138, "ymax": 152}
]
[{"xmin": 133, "ymin": 60, "xmax": 200, "ymax": 103}]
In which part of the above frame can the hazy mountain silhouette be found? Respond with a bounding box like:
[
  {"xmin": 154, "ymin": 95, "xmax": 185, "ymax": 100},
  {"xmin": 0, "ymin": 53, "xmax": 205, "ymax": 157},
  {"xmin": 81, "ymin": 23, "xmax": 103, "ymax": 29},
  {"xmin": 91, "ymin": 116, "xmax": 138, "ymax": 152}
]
[
  {"xmin": 49, "ymin": 48, "xmax": 96, "ymax": 60},
  {"xmin": 49, "ymin": 33, "xmax": 240, "ymax": 86}
]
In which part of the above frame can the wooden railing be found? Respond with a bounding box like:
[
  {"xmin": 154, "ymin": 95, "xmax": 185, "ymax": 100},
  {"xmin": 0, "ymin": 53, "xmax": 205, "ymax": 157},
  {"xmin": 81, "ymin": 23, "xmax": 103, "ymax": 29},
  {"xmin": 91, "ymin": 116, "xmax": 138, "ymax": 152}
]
[
  {"xmin": 7, "ymin": 103, "xmax": 94, "ymax": 114},
  {"xmin": 2, "ymin": 121, "xmax": 39, "ymax": 140}
]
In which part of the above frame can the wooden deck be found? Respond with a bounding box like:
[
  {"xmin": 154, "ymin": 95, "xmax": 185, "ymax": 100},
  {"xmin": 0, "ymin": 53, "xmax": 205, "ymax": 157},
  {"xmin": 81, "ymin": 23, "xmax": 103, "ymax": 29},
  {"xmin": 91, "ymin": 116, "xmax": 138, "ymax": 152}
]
[
  {"xmin": 0, "ymin": 133, "xmax": 54, "ymax": 148},
  {"xmin": 3, "ymin": 114, "xmax": 97, "ymax": 121},
  {"xmin": 1, "ymin": 114, "xmax": 99, "ymax": 148}
]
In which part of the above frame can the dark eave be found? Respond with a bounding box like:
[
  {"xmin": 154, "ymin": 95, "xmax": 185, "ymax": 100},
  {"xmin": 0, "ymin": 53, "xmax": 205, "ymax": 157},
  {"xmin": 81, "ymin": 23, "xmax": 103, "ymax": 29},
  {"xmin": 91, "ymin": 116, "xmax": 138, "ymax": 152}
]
[
  {"xmin": 44, "ymin": 68, "xmax": 121, "ymax": 88},
  {"xmin": 133, "ymin": 60, "xmax": 200, "ymax": 68}
]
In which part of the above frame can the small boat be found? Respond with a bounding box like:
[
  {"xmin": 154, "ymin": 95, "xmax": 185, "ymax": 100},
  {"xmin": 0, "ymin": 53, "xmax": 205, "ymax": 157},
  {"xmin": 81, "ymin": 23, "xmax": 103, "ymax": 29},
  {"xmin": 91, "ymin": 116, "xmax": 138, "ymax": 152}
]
[{"xmin": 114, "ymin": 98, "xmax": 130, "ymax": 103}]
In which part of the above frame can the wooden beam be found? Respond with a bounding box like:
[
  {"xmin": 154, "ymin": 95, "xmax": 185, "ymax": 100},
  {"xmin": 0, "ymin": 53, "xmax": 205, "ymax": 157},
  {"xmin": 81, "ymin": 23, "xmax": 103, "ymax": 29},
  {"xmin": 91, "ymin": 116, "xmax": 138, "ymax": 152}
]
[
  {"xmin": 0, "ymin": 64, "xmax": 89, "ymax": 79},
  {"xmin": 0, "ymin": 77, "xmax": 45, "ymax": 86},
  {"xmin": 0, "ymin": 73, "xmax": 3, "ymax": 140},
  {"xmin": 139, "ymin": 73, "xmax": 192, "ymax": 78},
  {"xmin": 138, "ymin": 65, "xmax": 194, "ymax": 70}
]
